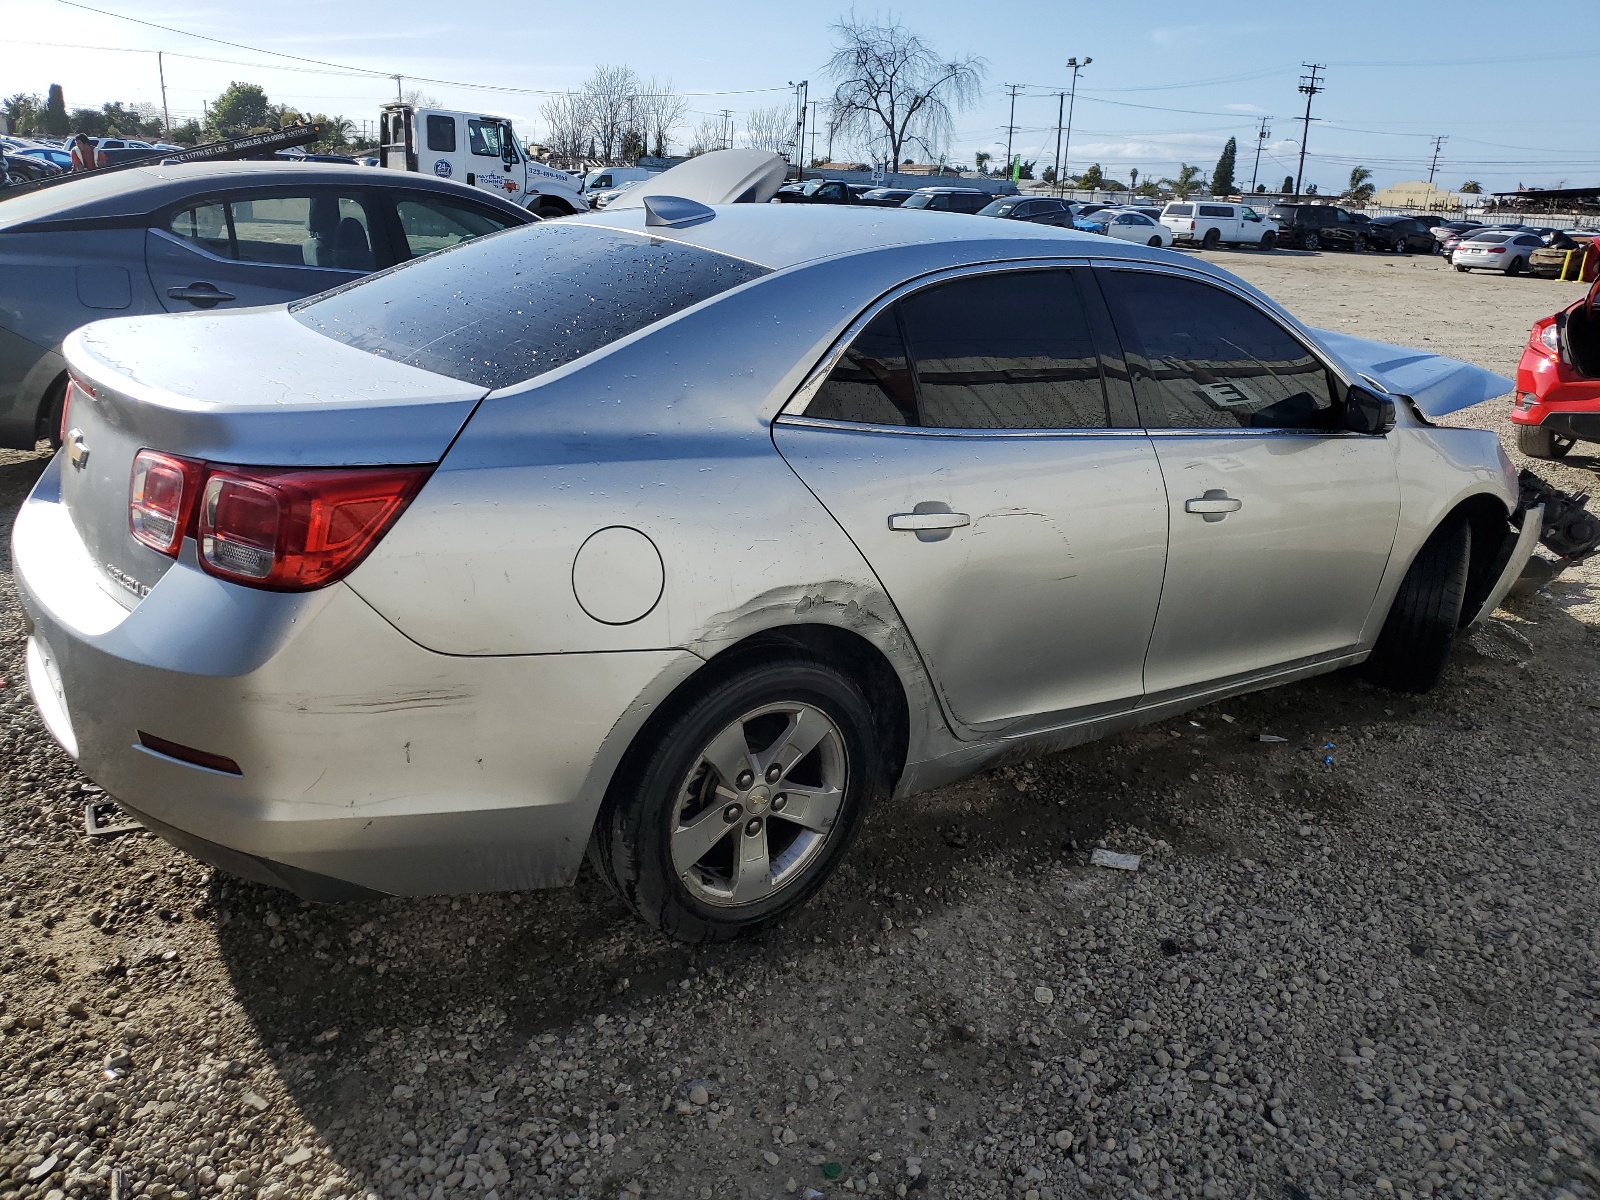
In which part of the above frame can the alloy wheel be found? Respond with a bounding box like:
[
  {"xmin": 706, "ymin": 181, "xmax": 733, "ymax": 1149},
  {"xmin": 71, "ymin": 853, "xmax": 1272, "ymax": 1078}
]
[{"xmin": 669, "ymin": 702, "xmax": 849, "ymax": 907}]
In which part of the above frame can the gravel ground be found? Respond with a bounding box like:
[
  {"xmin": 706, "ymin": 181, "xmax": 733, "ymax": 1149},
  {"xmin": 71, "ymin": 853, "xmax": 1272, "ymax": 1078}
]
[{"xmin": 3, "ymin": 247, "xmax": 1600, "ymax": 1200}]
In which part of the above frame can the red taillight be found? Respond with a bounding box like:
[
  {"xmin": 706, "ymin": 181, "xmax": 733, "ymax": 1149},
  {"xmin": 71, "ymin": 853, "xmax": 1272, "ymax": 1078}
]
[
  {"xmin": 130, "ymin": 450, "xmax": 204, "ymax": 557},
  {"xmin": 1189, "ymin": 219, "xmax": 1196, "ymax": 230},
  {"xmin": 128, "ymin": 455, "xmax": 430, "ymax": 589},
  {"xmin": 198, "ymin": 465, "xmax": 431, "ymax": 590},
  {"xmin": 61, "ymin": 376, "xmax": 94, "ymax": 443},
  {"xmin": 1488, "ymin": 247, "xmax": 1505, "ymax": 254}
]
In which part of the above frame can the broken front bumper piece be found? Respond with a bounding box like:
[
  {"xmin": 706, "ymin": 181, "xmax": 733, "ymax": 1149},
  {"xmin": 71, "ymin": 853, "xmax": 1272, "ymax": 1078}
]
[{"xmin": 1510, "ymin": 470, "xmax": 1600, "ymax": 596}]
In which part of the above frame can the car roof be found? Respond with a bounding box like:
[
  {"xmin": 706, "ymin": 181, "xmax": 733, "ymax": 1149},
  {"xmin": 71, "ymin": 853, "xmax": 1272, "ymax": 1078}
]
[
  {"xmin": 576, "ymin": 201, "xmax": 1183, "ymax": 274},
  {"xmin": 0, "ymin": 160, "xmax": 524, "ymax": 231},
  {"xmin": 917, "ymin": 186, "xmax": 988, "ymax": 194}
]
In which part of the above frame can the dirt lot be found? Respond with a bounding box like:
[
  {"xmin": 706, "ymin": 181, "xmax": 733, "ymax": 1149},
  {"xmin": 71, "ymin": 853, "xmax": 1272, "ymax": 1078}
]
[{"xmin": 3, "ymin": 248, "xmax": 1600, "ymax": 1200}]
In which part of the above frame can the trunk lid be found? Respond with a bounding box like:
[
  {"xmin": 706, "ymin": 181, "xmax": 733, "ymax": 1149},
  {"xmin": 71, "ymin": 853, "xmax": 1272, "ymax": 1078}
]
[{"xmin": 60, "ymin": 307, "xmax": 486, "ymax": 602}]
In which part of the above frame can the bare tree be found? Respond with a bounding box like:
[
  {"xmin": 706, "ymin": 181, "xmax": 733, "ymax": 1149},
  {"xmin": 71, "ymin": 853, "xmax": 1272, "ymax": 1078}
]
[
  {"xmin": 689, "ymin": 115, "xmax": 730, "ymax": 155},
  {"xmin": 636, "ymin": 76, "xmax": 687, "ymax": 158},
  {"xmin": 401, "ymin": 88, "xmax": 440, "ymax": 109},
  {"xmin": 540, "ymin": 91, "xmax": 590, "ymax": 167},
  {"xmin": 825, "ymin": 16, "xmax": 984, "ymax": 167},
  {"xmin": 583, "ymin": 64, "xmax": 642, "ymax": 163},
  {"xmin": 742, "ymin": 104, "xmax": 791, "ymax": 155}
]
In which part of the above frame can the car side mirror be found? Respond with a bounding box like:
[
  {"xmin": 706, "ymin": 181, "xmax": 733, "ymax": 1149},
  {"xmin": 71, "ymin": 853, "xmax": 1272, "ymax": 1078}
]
[{"xmin": 1344, "ymin": 384, "xmax": 1396, "ymax": 435}]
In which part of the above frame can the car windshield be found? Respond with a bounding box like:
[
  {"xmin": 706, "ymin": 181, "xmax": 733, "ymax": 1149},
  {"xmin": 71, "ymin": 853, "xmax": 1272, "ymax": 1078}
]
[
  {"xmin": 902, "ymin": 193, "xmax": 935, "ymax": 208},
  {"xmin": 977, "ymin": 199, "xmax": 1018, "ymax": 216},
  {"xmin": 291, "ymin": 223, "xmax": 769, "ymax": 390}
]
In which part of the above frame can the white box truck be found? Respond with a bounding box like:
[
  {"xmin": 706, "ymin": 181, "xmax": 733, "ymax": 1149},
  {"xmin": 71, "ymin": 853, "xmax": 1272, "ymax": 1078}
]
[{"xmin": 379, "ymin": 104, "xmax": 586, "ymax": 218}]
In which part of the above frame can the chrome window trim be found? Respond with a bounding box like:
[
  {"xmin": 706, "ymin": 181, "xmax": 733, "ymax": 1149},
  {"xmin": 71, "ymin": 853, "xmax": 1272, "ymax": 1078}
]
[
  {"xmin": 773, "ymin": 413, "xmax": 1151, "ymax": 439},
  {"xmin": 781, "ymin": 255, "xmax": 1101, "ymax": 424}
]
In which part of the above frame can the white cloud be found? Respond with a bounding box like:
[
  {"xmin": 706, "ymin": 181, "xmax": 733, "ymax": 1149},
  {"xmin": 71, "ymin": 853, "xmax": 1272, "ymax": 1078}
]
[{"xmin": 1225, "ymin": 103, "xmax": 1267, "ymax": 113}]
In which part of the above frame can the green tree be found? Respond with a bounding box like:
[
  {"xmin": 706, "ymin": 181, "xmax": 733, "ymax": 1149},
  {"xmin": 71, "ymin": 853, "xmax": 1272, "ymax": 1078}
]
[
  {"xmin": 1345, "ymin": 165, "xmax": 1375, "ymax": 206},
  {"xmin": 1166, "ymin": 163, "xmax": 1202, "ymax": 199},
  {"xmin": 68, "ymin": 107, "xmax": 107, "ymax": 137},
  {"xmin": 1460, "ymin": 180, "xmax": 1483, "ymax": 194},
  {"xmin": 1281, "ymin": 174, "xmax": 1294, "ymax": 193},
  {"xmin": 208, "ymin": 82, "xmax": 272, "ymax": 138},
  {"xmin": 1128, "ymin": 167, "xmax": 1139, "ymax": 192},
  {"xmin": 1077, "ymin": 162, "xmax": 1105, "ymax": 190},
  {"xmin": 1017, "ymin": 158, "xmax": 1035, "ymax": 180},
  {"xmin": 4, "ymin": 93, "xmax": 43, "ymax": 136},
  {"xmin": 974, "ymin": 150, "xmax": 991, "ymax": 175},
  {"xmin": 1211, "ymin": 136, "xmax": 1237, "ymax": 197},
  {"xmin": 44, "ymin": 83, "xmax": 68, "ymax": 136},
  {"xmin": 1041, "ymin": 165, "xmax": 1056, "ymax": 185},
  {"xmin": 167, "ymin": 118, "xmax": 203, "ymax": 145},
  {"xmin": 1135, "ymin": 179, "xmax": 1161, "ymax": 198}
]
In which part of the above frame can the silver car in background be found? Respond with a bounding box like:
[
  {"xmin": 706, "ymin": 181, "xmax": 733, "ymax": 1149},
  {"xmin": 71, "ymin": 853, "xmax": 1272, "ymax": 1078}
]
[{"xmin": 13, "ymin": 202, "xmax": 1539, "ymax": 941}]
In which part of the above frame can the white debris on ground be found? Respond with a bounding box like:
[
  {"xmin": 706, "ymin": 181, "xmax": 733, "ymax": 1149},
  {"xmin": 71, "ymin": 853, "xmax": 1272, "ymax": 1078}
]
[{"xmin": 4, "ymin": 251, "xmax": 1600, "ymax": 1200}]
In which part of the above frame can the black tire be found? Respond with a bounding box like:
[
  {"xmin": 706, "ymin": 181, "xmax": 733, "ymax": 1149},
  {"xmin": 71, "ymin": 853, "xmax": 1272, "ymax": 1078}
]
[
  {"xmin": 1456, "ymin": 264, "xmax": 1470, "ymax": 272},
  {"xmin": 1201, "ymin": 227, "xmax": 1220, "ymax": 250},
  {"xmin": 1363, "ymin": 515, "xmax": 1471, "ymax": 693},
  {"xmin": 1517, "ymin": 423, "xmax": 1576, "ymax": 459},
  {"xmin": 592, "ymin": 655, "xmax": 884, "ymax": 942},
  {"xmin": 1148, "ymin": 236, "xmax": 1162, "ymax": 247},
  {"xmin": 535, "ymin": 201, "xmax": 572, "ymax": 219},
  {"xmin": 1304, "ymin": 232, "xmax": 1320, "ymax": 252},
  {"xmin": 1507, "ymin": 256, "xmax": 1525, "ymax": 276},
  {"xmin": 39, "ymin": 378, "xmax": 68, "ymax": 449},
  {"xmin": 1259, "ymin": 231, "xmax": 1276, "ymax": 251}
]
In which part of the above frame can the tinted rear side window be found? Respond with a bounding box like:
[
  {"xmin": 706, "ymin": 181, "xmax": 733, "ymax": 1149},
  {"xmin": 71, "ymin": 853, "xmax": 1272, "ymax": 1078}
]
[
  {"xmin": 902, "ymin": 271, "xmax": 1107, "ymax": 429},
  {"xmin": 291, "ymin": 223, "xmax": 768, "ymax": 389},
  {"xmin": 426, "ymin": 115, "xmax": 456, "ymax": 153},
  {"xmin": 806, "ymin": 308, "xmax": 917, "ymax": 426},
  {"xmin": 1165, "ymin": 204, "xmax": 1193, "ymax": 217}
]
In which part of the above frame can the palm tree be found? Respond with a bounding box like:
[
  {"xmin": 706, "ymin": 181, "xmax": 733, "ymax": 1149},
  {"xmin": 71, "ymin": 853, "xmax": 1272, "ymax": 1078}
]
[
  {"xmin": 1164, "ymin": 163, "xmax": 1202, "ymax": 199},
  {"xmin": 1460, "ymin": 181, "xmax": 1483, "ymax": 194},
  {"xmin": 974, "ymin": 150, "xmax": 991, "ymax": 175},
  {"xmin": 1346, "ymin": 165, "xmax": 1375, "ymax": 207}
]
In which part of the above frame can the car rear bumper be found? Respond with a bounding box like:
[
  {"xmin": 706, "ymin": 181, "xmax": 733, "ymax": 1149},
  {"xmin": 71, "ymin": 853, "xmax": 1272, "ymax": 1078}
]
[{"xmin": 13, "ymin": 453, "xmax": 701, "ymax": 898}]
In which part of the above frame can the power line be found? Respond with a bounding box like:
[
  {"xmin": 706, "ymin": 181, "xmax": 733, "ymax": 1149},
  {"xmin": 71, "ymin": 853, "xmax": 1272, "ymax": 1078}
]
[{"xmin": 1293, "ymin": 63, "xmax": 1324, "ymax": 198}]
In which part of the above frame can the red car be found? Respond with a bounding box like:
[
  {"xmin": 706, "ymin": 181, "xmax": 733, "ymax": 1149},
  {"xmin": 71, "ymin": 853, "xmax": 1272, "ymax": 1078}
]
[{"xmin": 1512, "ymin": 276, "xmax": 1600, "ymax": 458}]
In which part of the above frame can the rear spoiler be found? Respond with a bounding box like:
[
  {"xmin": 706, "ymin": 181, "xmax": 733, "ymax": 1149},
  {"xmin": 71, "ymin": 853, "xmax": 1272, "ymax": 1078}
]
[{"xmin": 1, "ymin": 123, "xmax": 325, "ymax": 201}]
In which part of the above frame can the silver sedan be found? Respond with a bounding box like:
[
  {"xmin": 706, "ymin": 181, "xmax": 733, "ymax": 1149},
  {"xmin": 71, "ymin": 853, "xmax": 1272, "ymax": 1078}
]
[{"xmin": 14, "ymin": 201, "xmax": 1540, "ymax": 941}]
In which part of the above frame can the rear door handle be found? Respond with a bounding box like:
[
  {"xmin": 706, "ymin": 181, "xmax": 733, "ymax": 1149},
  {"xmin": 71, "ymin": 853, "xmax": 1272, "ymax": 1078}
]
[
  {"xmin": 888, "ymin": 511, "xmax": 971, "ymax": 532},
  {"xmin": 167, "ymin": 283, "xmax": 235, "ymax": 307},
  {"xmin": 1185, "ymin": 491, "xmax": 1243, "ymax": 522}
]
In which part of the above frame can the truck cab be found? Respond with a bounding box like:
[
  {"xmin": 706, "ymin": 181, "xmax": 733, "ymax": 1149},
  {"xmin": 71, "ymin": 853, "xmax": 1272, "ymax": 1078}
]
[{"xmin": 379, "ymin": 104, "xmax": 584, "ymax": 218}]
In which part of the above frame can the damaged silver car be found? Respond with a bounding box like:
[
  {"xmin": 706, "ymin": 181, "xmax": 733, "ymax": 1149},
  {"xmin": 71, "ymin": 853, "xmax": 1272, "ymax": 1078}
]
[{"xmin": 12, "ymin": 199, "xmax": 1553, "ymax": 941}]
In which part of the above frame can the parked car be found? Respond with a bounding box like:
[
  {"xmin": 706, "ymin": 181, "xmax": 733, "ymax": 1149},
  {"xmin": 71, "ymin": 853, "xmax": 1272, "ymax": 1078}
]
[
  {"xmin": 1530, "ymin": 231, "xmax": 1596, "ymax": 279},
  {"xmin": 1266, "ymin": 204, "xmax": 1365, "ymax": 252},
  {"xmin": 1454, "ymin": 230, "xmax": 1545, "ymax": 275},
  {"xmin": 1075, "ymin": 207, "xmax": 1173, "ymax": 247},
  {"xmin": 580, "ymin": 166, "xmax": 655, "ymax": 201},
  {"xmin": 1160, "ymin": 201, "xmax": 1278, "ymax": 250},
  {"xmin": 92, "ymin": 138, "xmax": 167, "ymax": 167},
  {"xmin": 901, "ymin": 187, "xmax": 992, "ymax": 214},
  {"xmin": 772, "ymin": 179, "xmax": 861, "ymax": 205},
  {"xmin": 11, "ymin": 146, "xmax": 73, "ymax": 172},
  {"xmin": 0, "ymin": 161, "xmax": 531, "ymax": 449},
  {"xmin": 1366, "ymin": 215, "xmax": 1437, "ymax": 254},
  {"xmin": 15, "ymin": 204, "xmax": 1545, "ymax": 939},
  {"xmin": 1430, "ymin": 221, "xmax": 1483, "ymax": 253},
  {"xmin": 1513, "ymin": 277, "xmax": 1600, "ymax": 457},
  {"xmin": 855, "ymin": 187, "xmax": 915, "ymax": 208},
  {"xmin": 1, "ymin": 154, "xmax": 64, "ymax": 184},
  {"xmin": 1439, "ymin": 224, "xmax": 1524, "ymax": 261},
  {"xmin": 975, "ymin": 196, "xmax": 1076, "ymax": 227}
]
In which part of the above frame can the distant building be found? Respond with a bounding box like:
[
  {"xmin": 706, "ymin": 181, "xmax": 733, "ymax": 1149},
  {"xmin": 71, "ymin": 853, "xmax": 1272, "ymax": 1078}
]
[{"xmin": 1372, "ymin": 180, "xmax": 1461, "ymax": 210}]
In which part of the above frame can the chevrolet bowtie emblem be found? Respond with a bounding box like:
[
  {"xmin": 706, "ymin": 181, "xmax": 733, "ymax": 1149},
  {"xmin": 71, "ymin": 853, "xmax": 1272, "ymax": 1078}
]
[{"xmin": 66, "ymin": 429, "xmax": 90, "ymax": 471}]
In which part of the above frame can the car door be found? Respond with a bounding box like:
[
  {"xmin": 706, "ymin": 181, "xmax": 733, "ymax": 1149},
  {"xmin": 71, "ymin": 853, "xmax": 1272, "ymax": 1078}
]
[
  {"xmin": 146, "ymin": 190, "xmax": 386, "ymax": 312},
  {"xmin": 1095, "ymin": 265, "xmax": 1400, "ymax": 697},
  {"xmin": 773, "ymin": 265, "xmax": 1169, "ymax": 732}
]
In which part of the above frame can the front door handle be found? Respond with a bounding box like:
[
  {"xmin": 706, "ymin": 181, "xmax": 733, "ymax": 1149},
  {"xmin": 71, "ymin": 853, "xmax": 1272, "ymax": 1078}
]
[
  {"xmin": 167, "ymin": 283, "xmax": 236, "ymax": 307},
  {"xmin": 1185, "ymin": 491, "xmax": 1243, "ymax": 522},
  {"xmin": 888, "ymin": 511, "xmax": 971, "ymax": 532}
]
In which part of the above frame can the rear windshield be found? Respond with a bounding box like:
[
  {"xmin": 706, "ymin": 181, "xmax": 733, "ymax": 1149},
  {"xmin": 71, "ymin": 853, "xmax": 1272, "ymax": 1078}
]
[
  {"xmin": 1164, "ymin": 204, "xmax": 1193, "ymax": 217},
  {"xmin": 290, "ymin": 222, "xmax": 769, "ymax": 389},
  {"xmin": 1469, "ymin": 233, "xmax": 1511, "ymax": 244}
]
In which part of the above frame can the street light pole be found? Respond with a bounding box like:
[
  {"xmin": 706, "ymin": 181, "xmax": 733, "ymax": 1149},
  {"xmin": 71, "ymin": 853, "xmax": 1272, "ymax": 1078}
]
[
  {"xmin": 1051, "ymin": 91, "xmax": 1065, "ymax": 195},
  {"xmin": 1061, "ymin": 56, "xmax": 1090, "ymax": 196}
]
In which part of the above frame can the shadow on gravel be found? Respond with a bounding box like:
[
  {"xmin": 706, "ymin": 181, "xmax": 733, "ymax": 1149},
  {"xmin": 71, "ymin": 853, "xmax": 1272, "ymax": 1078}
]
[{"xmin": 202, "ymin": 644, "xmax": 1515, "ymax": 1164}]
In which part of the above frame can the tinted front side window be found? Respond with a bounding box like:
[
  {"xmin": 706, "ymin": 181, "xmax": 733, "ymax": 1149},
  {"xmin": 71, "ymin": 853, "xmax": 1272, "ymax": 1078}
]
[
  {"xmin": 467, "ymin": 119, "xmax": 503, "ymax": 157},
  {"xmin": 1098, "ymin": 270, "xmax": 1338, "ymax": 431},
  {"xmin": 426, "ymin": 116, "xmax": 456, "ymax": 153},
  {"xmin": 291, "ymin": 223, "xmax": 768, "ymax": 389}
]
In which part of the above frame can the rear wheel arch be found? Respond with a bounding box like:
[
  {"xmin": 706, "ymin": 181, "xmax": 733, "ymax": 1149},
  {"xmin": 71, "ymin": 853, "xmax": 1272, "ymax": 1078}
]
[{"xmin": 35, "ymin": 370, "xmax": 68, "ymax": 448}]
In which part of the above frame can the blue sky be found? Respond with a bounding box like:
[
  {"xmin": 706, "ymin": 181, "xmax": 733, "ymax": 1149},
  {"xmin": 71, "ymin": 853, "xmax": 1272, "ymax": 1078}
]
[{"xmin": 6, "ymin": 0, "xmax": 1598, "ymax": 193}]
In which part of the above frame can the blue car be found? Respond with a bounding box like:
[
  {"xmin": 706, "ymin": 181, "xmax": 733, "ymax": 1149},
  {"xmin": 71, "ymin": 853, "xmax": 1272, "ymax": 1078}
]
[{"xmin": 0, "ymin": 161, "xmax": 531, "ymax": 449}]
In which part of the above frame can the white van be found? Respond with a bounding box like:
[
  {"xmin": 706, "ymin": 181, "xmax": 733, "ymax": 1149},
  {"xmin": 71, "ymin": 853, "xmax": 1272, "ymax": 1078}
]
[
  {"xmin": 580, "ymin": 167, "xmax": 659, "ymax": 204},
  {"xmin": 1160, "ymin": 201, "xmax": 1279, "ymax": 250},
  {"xmin": 379, "ymin": 104, "xmax": 586, "ymax": 218}
]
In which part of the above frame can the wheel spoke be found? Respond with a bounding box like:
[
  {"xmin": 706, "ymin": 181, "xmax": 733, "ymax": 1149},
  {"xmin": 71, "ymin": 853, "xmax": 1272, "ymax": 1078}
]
[
  {"xmin": 700, "ymin": 720, "xmax": 754, "ymax": 788},
  {"xmin": 731, "ymin": 821, "xmax": 773, "ymax": 903},
  {"xmin": 672, "ymin": 805, "xmax": 739, "ymax": 876},
  {"xmin": 774, "ymin": 784, "xmax": 844, "ymax": 834},
  {"xmin": 755, "ymin": 708, "xmax": 832, "ymax": 782}
]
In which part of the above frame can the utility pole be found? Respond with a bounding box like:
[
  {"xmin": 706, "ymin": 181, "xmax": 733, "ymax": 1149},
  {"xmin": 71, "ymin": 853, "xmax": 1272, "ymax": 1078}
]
[
  {"xmin": 1293, "ymin": 63, "xmax": 1324, "ymax": 198},
  {"xmin": 157, "ymin": 51, "xmax": 170, "ymax": 136},
  {"xmin": 788, "ymin": 80, "xmax": 807, "ymax": 181},
  {"xmin": 719, "ymin": 109, "xmax": 734, "ymax": 152},
  {"xmin": 1051, "ymin": 92, "xmax": 1065, "ymax": 194},
  {"xmin": 392, "ymin": 75, "xmax": 403, "ymax": 104},
  {"xmin": 1003, "ymin": 83, "xmax": 1021, "ymax": 175},
  {"xmin": 808, "ymin": 103, "xmax": 819, "ymax": 168},
  {"xmin": 1427, "ymin": 135, "xmax": 1447, "ymax": 184},
  {"xmin": 1249, "ymin": 116, "xmax": 1271, "ymax": 194},
  {"xmin": 1061, "ymin": 56, "xmax": 1091, "ymax": 196}
]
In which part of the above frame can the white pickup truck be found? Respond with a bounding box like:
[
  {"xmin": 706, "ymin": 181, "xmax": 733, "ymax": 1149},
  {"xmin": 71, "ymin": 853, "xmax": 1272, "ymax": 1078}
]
[
  {"xmin": 378, "ymin": 104, "xmax": 586, "ymax": 218},
  {"xmin": 1160, "ymin": 201, "xmax": 1279, "ymax": 250}
]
